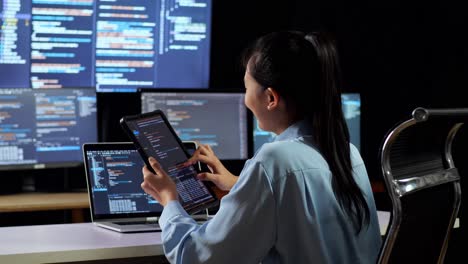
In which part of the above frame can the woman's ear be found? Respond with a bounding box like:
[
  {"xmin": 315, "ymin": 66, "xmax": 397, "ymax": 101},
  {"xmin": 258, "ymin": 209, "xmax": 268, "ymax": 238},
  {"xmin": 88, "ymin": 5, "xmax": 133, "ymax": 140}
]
[{"xmin": 265, "ymin": 87, "xmax": 280, "ymax": 110}]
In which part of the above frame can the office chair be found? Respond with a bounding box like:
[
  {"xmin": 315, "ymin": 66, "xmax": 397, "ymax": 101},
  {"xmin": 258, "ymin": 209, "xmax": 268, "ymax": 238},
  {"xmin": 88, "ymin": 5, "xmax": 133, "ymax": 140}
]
[{"xmin": 378, "ymin": 107, "xmax": 468, "ymax": 264}]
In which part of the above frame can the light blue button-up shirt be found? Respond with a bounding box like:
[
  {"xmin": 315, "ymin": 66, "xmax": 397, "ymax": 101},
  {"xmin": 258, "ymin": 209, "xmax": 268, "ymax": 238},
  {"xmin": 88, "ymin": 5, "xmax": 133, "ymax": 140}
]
[{"xmin": 159, "ymin": 120, "xmax": 382, "ymax": 263}]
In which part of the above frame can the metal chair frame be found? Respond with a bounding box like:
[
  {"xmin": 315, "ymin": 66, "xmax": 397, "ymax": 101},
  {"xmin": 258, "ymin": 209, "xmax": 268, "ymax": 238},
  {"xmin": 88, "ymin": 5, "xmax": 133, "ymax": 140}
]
[{"xmin": 378, "ymin": 107, "xmax": 468, "ymax": 264}]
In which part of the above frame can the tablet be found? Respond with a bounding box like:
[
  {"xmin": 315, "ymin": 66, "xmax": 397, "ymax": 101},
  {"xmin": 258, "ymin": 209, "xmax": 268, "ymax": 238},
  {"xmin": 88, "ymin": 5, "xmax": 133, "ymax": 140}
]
[{"xmin": 120, "ymin": 110, "xmax": 218, "ymax": 214}]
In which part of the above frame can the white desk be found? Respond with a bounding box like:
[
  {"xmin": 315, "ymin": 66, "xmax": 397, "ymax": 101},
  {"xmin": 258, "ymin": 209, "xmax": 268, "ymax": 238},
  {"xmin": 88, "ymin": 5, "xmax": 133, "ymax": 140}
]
[
  {"xmin": 0, "ymin": 223, "xmax": 164, "ymax": 264},
  {"xmin": 376, "ymin": 211, "xmax": 460, "ymax": 237},
  {"xmin": 0, "ymin": 211, "xmax": 392, "ymax": 263},
  {"xmin": 378, "ymin": 210, "xmax": 390, "ymax": 235}
]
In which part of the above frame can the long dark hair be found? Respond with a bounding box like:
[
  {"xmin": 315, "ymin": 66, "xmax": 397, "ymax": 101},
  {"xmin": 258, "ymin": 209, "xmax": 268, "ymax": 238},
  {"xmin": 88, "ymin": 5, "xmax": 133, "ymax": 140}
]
[{"xmin": 242, "ymin": 31, "xmax": 370, "ymax": 233}]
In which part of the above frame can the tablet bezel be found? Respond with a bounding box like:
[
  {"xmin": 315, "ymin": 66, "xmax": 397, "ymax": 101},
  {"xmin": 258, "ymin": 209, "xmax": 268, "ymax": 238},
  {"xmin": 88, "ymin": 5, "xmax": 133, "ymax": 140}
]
[{"xmin": 119, "ymin": 110, "xmax": 219, "ymax": 214}]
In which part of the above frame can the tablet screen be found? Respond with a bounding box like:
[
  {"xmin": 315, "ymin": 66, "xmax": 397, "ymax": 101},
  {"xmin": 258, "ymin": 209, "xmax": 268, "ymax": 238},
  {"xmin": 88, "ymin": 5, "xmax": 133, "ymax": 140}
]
[{"xmin": 122, "ymin": 111, "xmax": 217, "ymax": 213}]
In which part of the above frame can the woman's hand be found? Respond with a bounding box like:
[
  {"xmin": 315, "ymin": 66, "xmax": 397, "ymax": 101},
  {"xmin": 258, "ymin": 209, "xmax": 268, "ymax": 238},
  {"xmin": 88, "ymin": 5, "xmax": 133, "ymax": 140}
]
[
  {"xmin": 141, "ymin": 157, "xmax": 178, "ymax": 207},
  {"xmin": 185, "ymin": 144, "xmax": 238, "ymax": 191}
]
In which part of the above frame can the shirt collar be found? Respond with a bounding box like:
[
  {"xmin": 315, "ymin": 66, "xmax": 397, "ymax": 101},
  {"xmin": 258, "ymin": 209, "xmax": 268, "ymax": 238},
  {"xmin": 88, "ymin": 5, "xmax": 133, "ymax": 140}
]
[{"xmin": 274, "ymin": 119, "xmax": 313, "ymax": 142}]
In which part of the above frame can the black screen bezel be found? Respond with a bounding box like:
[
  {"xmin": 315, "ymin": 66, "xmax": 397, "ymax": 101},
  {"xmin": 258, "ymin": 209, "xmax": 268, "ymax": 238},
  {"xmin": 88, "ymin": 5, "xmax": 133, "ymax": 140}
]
[{"xmin": 119, "ymin": 110, "xmax": 219, "ymax": 214}]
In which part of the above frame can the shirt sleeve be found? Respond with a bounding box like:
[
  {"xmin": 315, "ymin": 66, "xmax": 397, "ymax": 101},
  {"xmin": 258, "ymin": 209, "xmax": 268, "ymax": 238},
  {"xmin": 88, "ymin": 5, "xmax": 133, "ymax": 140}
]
[{"xmin": 158, "ymin": 159, "xmax": 277, "ymax": 264}]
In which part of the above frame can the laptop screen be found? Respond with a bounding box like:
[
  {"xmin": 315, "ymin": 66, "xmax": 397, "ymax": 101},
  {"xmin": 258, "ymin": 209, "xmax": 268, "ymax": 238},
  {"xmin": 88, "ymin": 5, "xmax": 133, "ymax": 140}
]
[{"xmin": 83, "ymin": 143, "xmax": 162, "ymax": 220}]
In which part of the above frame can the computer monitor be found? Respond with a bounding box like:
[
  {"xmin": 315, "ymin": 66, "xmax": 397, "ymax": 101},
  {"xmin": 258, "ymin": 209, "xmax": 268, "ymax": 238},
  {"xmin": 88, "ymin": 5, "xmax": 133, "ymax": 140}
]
[
  {"xmin": 0, "ymin": 0, "xmax": 212, "ymax": 92},
  {"xmin": 140, "ymin": 89, "xmax": 249, "ymax": 160},
  {"xmin": 253, "ymin": 93, "xmax": 361, "ymax": 153},
  {"xmin": 0, "ymin": 88, "xmax": 97, "ymax": 170},
  {"xmin": 341, "ymin": 93, "xmax": 361, "ymax": 150}
]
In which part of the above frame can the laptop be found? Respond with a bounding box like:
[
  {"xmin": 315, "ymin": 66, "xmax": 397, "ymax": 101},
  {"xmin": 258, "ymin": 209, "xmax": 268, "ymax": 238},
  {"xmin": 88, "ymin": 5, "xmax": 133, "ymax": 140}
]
[
  {"xmin": 83, "ymin": 142, "xmax": 209, "ymax": 233},
  {"xmin": 83, "ymin": 142, "xmax": 164, "ymax": 232}
]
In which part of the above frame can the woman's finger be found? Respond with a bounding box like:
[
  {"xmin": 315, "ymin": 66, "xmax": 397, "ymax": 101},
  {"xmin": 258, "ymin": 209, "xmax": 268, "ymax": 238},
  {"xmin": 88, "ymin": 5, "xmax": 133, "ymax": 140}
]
[
  {"xmin": 185, "ymin": 153, "xmax": 200, "ymax": 166},
  {"xmin": 142, "ymin": 168, "xmax": 165, "ymax": 189},
  {"xmin": 141, "ymin": 180, "xmax": 161, "ymax": 201},
  {"xmin": 197, "ymin": 172, "xmax": 217, "ymax": 182},
  {"xmin": 185, "ymin": 149, "xmax": 207, "ymax": 166},
  {"xmin": 198, "ymin": 144, "xmax": 213, "ymax": 155},
  {"xmin": 197, "ymin": 154, "xmax": 216, "ymax": 165},
  {"xmin": 148, "ymin": 157, "xmax": 165, "ymax": 177},
  {"xmin": 142, "ymin": 165, "xmax": 154, "ymax": 175}
]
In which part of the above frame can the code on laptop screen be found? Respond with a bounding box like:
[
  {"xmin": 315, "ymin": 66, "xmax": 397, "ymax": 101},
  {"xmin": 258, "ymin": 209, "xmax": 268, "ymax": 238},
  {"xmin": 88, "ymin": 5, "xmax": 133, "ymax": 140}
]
[{"xmin": 85, "ymin": 148, "xmax": 161, "ymax": 215}]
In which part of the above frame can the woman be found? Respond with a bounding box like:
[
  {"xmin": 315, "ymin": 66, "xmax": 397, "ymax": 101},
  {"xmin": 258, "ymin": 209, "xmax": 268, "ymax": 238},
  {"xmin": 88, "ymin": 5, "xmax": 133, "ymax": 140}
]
[{"xmin": 141, "ymin": 31, "xmax": 382, "ymax": 263}]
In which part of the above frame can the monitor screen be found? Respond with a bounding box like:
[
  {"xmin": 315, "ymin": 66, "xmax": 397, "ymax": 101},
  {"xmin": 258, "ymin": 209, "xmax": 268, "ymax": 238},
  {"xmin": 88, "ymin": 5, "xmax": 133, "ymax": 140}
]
[
  {"xmin": 253, "ymin": 93, "xmax": 361, "ymax": 153},
  {"xmin": 0, "ymin": 88, "xmax": 97, "ymax": 170},
  {"xmin": 140, "ymin": 89, "xmax": 249, "ymax": 160},
  {"xmin": 0, "ymin": 0, "xmax": 212, "ymax": 92}
]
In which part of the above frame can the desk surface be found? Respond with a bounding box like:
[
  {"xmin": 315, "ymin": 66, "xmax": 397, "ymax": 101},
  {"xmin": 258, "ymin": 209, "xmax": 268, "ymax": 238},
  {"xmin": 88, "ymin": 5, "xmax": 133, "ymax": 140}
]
[
  {"xmin": 0, "ymin": 192, "xmax": 88, "ymax": 212},
  {"xmin": 0, "ymin": 223, "xmax": 163, "ymax": 263},
  {"xmin": 0, "ymin": 211, "xmax": 391, "ymax": 263},
  {"xmin": 377, "ymin": 211, "xmax": 390, "ymax": 235}
]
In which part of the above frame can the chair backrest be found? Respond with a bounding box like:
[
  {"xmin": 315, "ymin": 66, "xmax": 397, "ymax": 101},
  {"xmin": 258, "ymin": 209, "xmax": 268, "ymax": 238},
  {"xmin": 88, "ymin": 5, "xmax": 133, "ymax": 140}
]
[{"xmin": 378, "ymin": 107, "xmax": 467, "ymax": 264}]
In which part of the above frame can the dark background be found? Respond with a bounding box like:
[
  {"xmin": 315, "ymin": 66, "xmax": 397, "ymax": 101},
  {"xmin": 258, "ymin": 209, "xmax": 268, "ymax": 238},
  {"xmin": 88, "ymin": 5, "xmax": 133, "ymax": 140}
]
[{"xmin": 209, "ymin": 0, "xmax": 467, "ymax": 185}]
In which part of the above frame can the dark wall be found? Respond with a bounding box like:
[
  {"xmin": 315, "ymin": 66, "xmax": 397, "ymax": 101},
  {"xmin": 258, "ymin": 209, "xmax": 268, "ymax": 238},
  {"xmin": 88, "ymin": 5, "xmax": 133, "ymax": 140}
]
[
  {"xmin": 208, "ymin": 0, "xmax": 467, "ymax": 184},
  {"xmin": 97, "ymin": 92, "xmax": 141, "ymax": 143}
]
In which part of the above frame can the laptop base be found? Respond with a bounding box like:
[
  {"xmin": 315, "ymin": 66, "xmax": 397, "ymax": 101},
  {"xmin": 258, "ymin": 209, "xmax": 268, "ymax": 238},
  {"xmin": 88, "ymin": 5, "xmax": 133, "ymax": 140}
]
[{"xmin": 94, "ymin": 222, "xmax": 161, "ymax": 233}]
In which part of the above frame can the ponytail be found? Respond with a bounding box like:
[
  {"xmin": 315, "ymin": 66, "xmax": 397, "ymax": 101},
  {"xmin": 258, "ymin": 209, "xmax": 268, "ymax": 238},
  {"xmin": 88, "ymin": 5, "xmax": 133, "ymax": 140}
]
[{"xmin": 306, "ymin": 32, "xmax": 370, "ymax": 233}]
